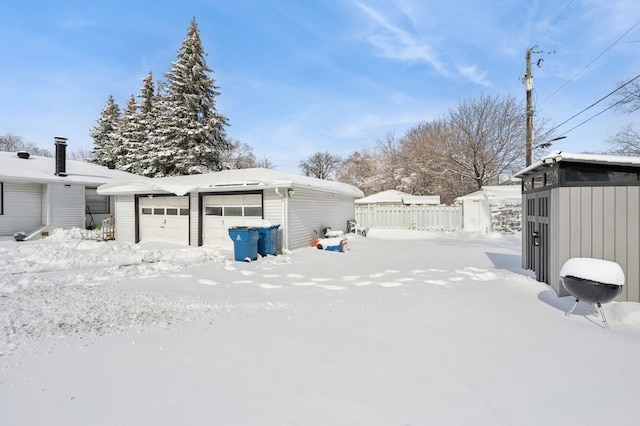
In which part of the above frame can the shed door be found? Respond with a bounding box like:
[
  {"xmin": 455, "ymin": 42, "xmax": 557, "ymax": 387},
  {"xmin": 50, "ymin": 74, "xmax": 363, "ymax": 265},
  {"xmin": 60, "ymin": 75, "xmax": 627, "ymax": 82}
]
[
  {"xmin": 139, "ymin": 196, "xmax": 189, "ymax": 245},
  {"xmin": 202, "ymin": 193, "xmax": 263, "ymax": 249},
  {"xmin": 525, "ymin": 190, "xmax": 550, "ymax": 283}
]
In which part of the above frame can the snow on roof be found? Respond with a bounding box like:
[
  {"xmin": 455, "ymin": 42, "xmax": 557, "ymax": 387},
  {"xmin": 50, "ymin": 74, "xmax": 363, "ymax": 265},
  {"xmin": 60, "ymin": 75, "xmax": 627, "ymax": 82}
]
[
  {"xmin": 516, "ymin": 150, "xmax": 640, "ymax": 177},
  {"xmin": 98, "ymin": 168, "xmax": 364, "ymax": 198},
  {"xmin": 355, "ymin": 189, "xmax": 440, "ymax": 205},
  {"xmin": 455, "ymin": 185, "xmax": 521, "ymax": 202},
  {"xmin": 0, "ymin": 151, "xmax": 143, "ymax": 185}
]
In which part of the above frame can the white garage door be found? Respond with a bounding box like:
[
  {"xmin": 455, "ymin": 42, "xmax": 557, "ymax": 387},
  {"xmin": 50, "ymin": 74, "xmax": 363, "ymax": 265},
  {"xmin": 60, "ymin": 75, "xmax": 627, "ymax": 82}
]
[
  {"xmin": 202, "ymin": 193, "xmax": 263, "ymax": 249},
  {"xmin": 139, "ymin": 196, "xmax": 190, "ymax": 245}
]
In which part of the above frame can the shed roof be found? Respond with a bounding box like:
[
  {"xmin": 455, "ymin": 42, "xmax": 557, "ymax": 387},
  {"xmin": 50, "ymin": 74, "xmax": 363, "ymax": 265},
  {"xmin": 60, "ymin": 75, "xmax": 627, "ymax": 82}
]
[
  {"xmin": 98, "ymin": 168, "xmax": 364, "ymax": 198},
  {"xmin": 516, "ymin": 150, "xmax": 640, "ymax": 177},
  {"xmin": 355, "ymin": 189, "xmax": 440, "ymax": 205},
  {"xmin": 0, "ymin": 151, "xmax": 142, "ymax": 185}
]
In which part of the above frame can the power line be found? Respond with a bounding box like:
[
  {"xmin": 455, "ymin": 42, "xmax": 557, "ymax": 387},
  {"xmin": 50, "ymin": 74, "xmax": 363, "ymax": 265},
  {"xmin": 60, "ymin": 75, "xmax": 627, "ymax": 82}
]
[
  {"xmin": 533, "ymin": 0, "xmax": 575, "ymax": 47},
  {"xmin": 547, "ymin": 73, "xmax": 640, "ymax": 134},
  {"xmin": 539, "ymin": 18, "xmax": 640, "ymax": 106},
  {"xmin": 557, "ymin": 90, "xmax": 639, "ymax": 137}
]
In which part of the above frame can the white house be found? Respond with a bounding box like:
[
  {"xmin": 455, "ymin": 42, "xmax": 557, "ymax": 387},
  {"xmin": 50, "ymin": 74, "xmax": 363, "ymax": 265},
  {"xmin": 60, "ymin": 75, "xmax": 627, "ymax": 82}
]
[
  {"xmin": 97, "ymin": 168, "xmax": 364, "ymax": 251},
  {"xmin": 455, "ymin": 185, "xmax": 521, "ymax": 233},
  {"xmin": 0, "ymin": 138, "xmax": 143, "ymax": 239}
]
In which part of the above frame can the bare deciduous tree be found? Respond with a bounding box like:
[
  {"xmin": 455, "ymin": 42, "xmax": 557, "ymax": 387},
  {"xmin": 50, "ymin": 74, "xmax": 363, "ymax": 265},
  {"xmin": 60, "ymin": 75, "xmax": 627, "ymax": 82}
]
[
  {"xmin": 606, "ymin": 124, "xmax": 640, "ymax": 156},
  {"xmin": 221, "ymin": 139, "xmax": 259, "ymax": 169},
  {"xmin": 444, "ymin": 94, "xmax": 527, "ymax": 190},
  {"xmin": 0, "ymin": 133, "xmax": 52, "ymax": 157},
  {"xmin": 611, "ymin": 79, "xmax": 640, "ymax": 114},
  {"xmin": 336, "ymin": 150, "xmax": 380, "ymax": 195},
  {"xmin": 299, "ymin": 151, "xmax": 342, "ymax": 180}
]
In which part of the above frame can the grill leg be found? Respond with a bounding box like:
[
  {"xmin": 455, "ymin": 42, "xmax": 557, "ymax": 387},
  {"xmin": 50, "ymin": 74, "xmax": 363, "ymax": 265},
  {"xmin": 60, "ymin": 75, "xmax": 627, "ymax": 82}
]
[
  {"xmin": 565, "ymin": 299, "xmax": 580, "ymax": 318},
  {"xmin": 596, "ymin": 302, "xmax": 610, "ymax": 329}
]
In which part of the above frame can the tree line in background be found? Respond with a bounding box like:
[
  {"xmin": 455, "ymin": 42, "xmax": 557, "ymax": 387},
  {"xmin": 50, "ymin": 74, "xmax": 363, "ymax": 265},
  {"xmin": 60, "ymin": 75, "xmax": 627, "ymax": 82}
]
[{"xmin": 304, "ymin": 93, "xmax": 554, "ymax": 204}]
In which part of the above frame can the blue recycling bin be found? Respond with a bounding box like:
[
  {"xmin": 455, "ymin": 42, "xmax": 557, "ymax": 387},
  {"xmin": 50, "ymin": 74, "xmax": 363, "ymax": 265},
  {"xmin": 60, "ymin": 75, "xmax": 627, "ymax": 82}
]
[
  {"xmin": 228, "ymin": 226, "xmax": 259, "ymax": 261},
  {"xmin": 257, "ymin": 224, "xmax": 280, "ymax": 256}
]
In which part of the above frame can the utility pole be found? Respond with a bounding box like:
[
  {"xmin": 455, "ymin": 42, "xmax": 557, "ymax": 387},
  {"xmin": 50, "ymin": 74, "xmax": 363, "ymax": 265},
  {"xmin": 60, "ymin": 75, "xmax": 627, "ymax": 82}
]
[{"xmin": 524, "ymin": 48, "xmax": 534, "ymax": 167}]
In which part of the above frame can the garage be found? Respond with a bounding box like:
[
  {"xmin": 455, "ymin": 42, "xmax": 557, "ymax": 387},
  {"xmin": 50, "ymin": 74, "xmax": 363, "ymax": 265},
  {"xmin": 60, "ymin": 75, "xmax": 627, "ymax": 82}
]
[
  {"xmin": 139, "ymin": 196, "xmax": 190, "ymax": 245},
  {"xmin": 201, "ymin": 192, "xmax": 263, "ymax": 249}
]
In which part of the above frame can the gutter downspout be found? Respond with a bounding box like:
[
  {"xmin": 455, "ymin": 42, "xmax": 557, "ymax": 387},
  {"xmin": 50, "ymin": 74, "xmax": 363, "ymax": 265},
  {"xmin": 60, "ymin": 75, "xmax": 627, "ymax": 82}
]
[{"xmin": 275, "ymin": 188, "xmax": 289, "ymax": 251}]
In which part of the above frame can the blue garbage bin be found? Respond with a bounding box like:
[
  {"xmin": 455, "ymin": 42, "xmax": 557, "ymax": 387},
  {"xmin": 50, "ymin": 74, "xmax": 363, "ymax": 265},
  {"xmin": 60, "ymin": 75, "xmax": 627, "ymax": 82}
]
[
  {"xmin": 257, "ymin": 224, "xmax": 280, "ymax": 256},
  {"xmin": 228, "ymin": 226, "xmax": 259, "ymax": 261}
]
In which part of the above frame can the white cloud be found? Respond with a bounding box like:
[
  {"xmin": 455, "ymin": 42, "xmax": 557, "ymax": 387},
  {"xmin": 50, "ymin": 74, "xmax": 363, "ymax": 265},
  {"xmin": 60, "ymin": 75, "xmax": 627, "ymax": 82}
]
[
  {"xmin": 354, "ymin": 2, "xmax": 449, "ymax": 76},
  {"xmin": 457, "ymin": 64, "xmax": 491, "ymax": 87}
]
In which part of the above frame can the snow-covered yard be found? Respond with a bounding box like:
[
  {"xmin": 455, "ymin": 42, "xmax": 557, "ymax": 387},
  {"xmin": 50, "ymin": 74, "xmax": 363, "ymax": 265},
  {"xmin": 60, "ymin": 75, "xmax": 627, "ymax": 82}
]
[{"xmin": 2, "ymin": 229, "xmax": 640, "ymax": 425}]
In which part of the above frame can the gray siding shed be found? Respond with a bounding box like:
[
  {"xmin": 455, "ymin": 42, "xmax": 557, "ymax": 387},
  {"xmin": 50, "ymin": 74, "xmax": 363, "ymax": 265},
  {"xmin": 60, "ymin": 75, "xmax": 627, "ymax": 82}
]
[{"xmin": 516, "ymin": 152, "xmax": 640, "ymax": 303}]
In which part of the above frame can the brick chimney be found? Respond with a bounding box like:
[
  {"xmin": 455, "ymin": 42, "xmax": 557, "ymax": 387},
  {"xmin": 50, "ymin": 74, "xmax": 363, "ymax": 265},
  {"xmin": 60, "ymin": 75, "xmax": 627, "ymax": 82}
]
[{"xmin": 54, "ymin": 136, "xmax": 68, "ymax": 177}]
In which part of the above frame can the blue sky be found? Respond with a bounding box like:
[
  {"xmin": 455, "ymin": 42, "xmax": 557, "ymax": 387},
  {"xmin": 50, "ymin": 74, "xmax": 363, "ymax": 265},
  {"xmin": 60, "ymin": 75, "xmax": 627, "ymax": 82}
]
[{"xmin": 2, "ymin": 0, "xmax": 639, "ymax": 173}]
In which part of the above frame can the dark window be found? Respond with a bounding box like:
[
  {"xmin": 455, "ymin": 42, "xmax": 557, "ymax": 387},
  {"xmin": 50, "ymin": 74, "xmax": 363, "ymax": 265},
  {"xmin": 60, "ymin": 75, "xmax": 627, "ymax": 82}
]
[
  {"xmin": 523, "ymin": 178, "xmax": 533, "ymax": 191},
  {"xmin": 205, "ymin": 206, "xmax": 222, "ymax": 216},
  {"xmin": 85, "ymin": 187, "xmax": 110, "ymax": 214},
  {"xmin": 224, "ymin": 206, "xmax": 243, "ymax": 217},
  {"xmin": 533, "ymin": 174, "xmax": 544, "ymax": 189},
  {"xmin": 166, "ymin": 208, "xmax": 178, "ymax": 215},
  {"xmin": 244, "ymin": 206, "xmax": 263, "ymax": 217},
  {"xmin": 564, "ymin": 167, "xmax": 640, "ymax": 184},
  {"xmin": 153, "ymin": 208, "xmax": 164, "ymax": 215},
  {"xmin": 180, "ymin": 208, "xmax": 189, "ymax": 216},
  {"xmin": 545, "ymin": 169, "xmax": 558, "ymax": 186},
  {"xmin": 142, "ymin": 208, "xmax": 152, "ymax": 215}
]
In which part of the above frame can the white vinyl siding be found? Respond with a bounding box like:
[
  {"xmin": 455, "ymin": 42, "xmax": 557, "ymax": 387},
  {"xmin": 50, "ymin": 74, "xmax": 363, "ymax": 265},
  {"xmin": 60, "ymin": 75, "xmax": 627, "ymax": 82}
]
[
  {"xmin": 0, "ymin": 181, "xmax": 44, "ymax": 235},
  {"xmin": 287, "ymin": 188, "xmax": 355, "ymax": 250},
  {"xmin": 190, "ymin": 192, "xmax": 199, "ymax": 246},
  {"xmin": 49, "ymin": 183, "xmax": 85, "ymax": 228},
  {"xmin": 115, "ymin": 195, "xmax": 136, "ymax": 243}
]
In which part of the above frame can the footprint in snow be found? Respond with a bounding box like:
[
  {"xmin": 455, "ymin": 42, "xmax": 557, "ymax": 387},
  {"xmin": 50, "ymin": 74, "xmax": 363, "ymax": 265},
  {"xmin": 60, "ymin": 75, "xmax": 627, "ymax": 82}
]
[
  {"xmin": 171, "ymin": 274, "xmax": 193, "ymax": 278},
  {"xmin": 311, "ymin": 277, "xmax": 331, "ymax": 282},
  {"xmin": 233, "ymin": 280, "xmax": 254, "ymax": 284},
  {"xmin": 425, "ymin": 279, "xmax": 449, "ymax": 286},
  {"xmin": 198, "ymin": 279, "xmax": 217, "ymax": 286},
  {"xmin": 261, "ymin": 274, "xmax": 281, "ymax": 278},
  {"xmin": 397, "ymin": 277, "xmax": 414, "ymax": 282},
  {"xmin": 341, "ymin": 275, "xmax": 361, "ymax": 281},
  {"xmin": 240, "ymin": 270, "xmax": 256, "ymax": 276},
  {"xmin": 286, "ymin": 273, "xmax": 305, "ymax": 278},
  {"xmin": 318, "ymin": 284, "xmax": 347, "ymax": 291},
  {"xmin": 428, "ymin": 268, "xmax": 446, "ymax": 272},
  {"xmin": 379, "ymin": 281, "xmax": 403, "ymax": 287},
  {"xmin": 353, "ymin": 281, "xmax": 373, "ymax": 286},
  {"xmin": 369, "ymin": 272, "xmax": 385, "ymax": 278},
  {"xmin": 259, "ymin": 283, "xmax": 283, "ymax": 289},
  {"xmin": 448, "ymin": 276, "xmax": 464, "ymax": 282},
  {"xmin": 292, "ymin": 282, "xmax": 316, "ymax": 286}
]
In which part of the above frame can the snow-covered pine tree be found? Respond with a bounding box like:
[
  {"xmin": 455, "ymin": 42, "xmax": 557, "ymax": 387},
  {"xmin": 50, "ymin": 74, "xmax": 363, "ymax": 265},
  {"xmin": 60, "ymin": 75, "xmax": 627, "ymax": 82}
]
[
  {"xmin": 89, "ymin": 95, "xmax": 121, "ymax": 169},
  {"xmin": 132, "ymin": 72, "xmax": 158, "ymax": 176},
  {"xmin": 116, "ymin": 95, "xmax": 144, "ymax": 173},
  {"xmin": 160, "ymin": 18, "xmax": 230, "ymax": 175}
]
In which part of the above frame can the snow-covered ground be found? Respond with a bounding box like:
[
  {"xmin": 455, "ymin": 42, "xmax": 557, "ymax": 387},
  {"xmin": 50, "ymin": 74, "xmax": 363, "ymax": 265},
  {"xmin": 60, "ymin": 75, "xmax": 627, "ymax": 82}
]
[{"xmin": 2, "ymin": 228, "xmax": 640, "ymax": 425}]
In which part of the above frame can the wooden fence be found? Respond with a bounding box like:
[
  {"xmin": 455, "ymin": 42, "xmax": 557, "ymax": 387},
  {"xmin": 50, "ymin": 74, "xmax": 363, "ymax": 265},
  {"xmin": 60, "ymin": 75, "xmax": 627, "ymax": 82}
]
[{"xmin": 355, "ymin": 204, "xmax": 462, "ymax": 231}]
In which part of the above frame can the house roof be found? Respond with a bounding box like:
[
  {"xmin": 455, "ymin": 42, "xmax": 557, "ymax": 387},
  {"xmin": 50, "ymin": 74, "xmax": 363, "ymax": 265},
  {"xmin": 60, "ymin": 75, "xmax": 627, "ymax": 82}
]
[
  {"xmin": 455, "ymin": 185, "xmax": 521, "ymax": 202},
  {"xmin": 516, "ymin": 150, "xmax": 640, "ymax": 177},
  {"xmin": 355, "ymin": 189, "xmax": 440, "ymax": 205},
  {"xmin": 98, "ymin": 168, "xmax": 364, "ymax": 198},
  {"xmin": 0, "ymin": 151, "xmax": 142, "ymax": 185}
]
